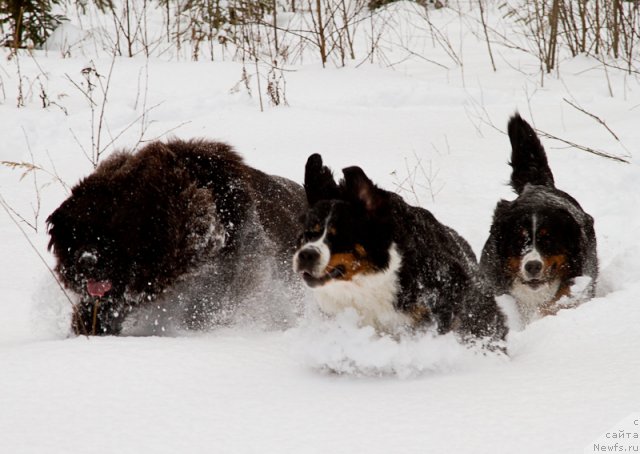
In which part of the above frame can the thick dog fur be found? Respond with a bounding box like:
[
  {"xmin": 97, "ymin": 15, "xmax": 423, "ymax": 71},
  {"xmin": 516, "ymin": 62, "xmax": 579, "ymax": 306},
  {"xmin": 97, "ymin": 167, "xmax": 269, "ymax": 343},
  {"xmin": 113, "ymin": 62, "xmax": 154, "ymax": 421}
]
[
  {"xmin": 480, "ymin": 114, "xmax": 598, "ymax": 322},
  {"xmin": 293, "ymin": 154, "xmax": 507, "ymax": 345},
  {"xmin": 47, "ymin": 139, "xmax": 306, "ymax": 335}
]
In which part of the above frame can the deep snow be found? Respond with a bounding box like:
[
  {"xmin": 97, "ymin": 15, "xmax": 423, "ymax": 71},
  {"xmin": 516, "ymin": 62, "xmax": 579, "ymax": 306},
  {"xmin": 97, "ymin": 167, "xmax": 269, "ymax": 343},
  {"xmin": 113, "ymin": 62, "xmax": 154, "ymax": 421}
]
[{"xmin": 1, "ymin": 2, "xmax": 640, "ymax": 453}]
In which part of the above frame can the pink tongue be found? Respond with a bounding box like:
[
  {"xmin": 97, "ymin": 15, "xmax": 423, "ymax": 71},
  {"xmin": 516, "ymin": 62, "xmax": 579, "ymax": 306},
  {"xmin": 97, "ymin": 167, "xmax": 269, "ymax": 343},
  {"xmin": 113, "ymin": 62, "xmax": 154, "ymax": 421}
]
[{"xmin": 87, "ymin": 280, "xmax": 112, "ymax": 297}]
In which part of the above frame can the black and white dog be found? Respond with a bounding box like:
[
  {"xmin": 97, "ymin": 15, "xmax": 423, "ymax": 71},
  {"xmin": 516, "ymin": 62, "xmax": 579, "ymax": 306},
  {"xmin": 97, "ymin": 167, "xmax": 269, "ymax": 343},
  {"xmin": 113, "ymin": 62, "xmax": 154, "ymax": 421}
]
[
  {"xmin": 293, "ymin": 154, "xmax": 507, "ymax": 345},
  {"xmin": 480, "ymin": 114, "xmax": 598, "ymax": 323}
]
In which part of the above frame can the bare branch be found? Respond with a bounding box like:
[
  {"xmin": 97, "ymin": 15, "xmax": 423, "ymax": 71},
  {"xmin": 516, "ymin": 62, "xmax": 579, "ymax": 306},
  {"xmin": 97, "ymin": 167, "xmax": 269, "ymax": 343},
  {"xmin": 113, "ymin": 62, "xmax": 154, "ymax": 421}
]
[
  {"xmin": 0, "ymin": 194, "xmax": 79, "ymax": 316},
  {"xmin": 535, "ymin": 128, "xmax": 630, "ymax": 163},
  {"xmin": 562, "ymin": 97, "xmax": 620, "ymax": 142}
]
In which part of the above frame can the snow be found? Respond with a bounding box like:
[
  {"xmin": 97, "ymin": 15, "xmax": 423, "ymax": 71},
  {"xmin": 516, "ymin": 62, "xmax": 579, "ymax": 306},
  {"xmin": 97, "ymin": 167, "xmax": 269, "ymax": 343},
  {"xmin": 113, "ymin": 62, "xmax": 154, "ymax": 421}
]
[{"xmin": 1, "ymin": 1, "xmax": 640, "ymax": 452}]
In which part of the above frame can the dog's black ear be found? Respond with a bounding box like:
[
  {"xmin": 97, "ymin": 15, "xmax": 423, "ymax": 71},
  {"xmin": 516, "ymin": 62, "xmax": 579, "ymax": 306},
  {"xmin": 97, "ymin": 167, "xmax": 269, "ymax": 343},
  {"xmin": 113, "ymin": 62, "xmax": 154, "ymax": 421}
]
[
  {"xmin": 341, "ymin": 166, "xmax": 385, "ymax": 213},
  {"xmin": 304, "ymin": 153, "xmax": 339, "ymax": 205},
  {"xmin": 45, "ymin": 211, "xmax": 58, "ymax": 250}
]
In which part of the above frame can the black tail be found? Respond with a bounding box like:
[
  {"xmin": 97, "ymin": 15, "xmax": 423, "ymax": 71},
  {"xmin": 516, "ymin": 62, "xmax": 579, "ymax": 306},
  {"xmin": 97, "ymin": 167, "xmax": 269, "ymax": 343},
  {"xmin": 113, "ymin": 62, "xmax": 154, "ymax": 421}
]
[{"xmin": 508, "ymin": 113, "xmax": 555, "ymax": 194}]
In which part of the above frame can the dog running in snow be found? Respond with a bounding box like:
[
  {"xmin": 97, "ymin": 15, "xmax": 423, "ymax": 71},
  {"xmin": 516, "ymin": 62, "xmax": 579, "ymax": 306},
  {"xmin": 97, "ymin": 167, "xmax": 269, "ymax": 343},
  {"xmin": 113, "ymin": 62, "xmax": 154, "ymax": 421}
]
[
  {"xmin": 480, "ymin": 114, "xmax": 598, "ymax": 323},
  {"xmin": 293, "ymin": 154, "xmax": 507, "ymax": 345},
  {"xmin": 47, "ymin": 139, "xmax": 305, "ymax": 335}
]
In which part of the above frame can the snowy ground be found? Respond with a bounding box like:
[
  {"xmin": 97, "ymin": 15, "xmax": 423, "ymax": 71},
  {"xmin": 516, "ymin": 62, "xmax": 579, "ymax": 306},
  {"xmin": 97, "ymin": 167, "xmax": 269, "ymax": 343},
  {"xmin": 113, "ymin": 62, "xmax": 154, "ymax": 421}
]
[{"xmin": 1, "ymin": 2, "xmax": 640, "ymax": 453}]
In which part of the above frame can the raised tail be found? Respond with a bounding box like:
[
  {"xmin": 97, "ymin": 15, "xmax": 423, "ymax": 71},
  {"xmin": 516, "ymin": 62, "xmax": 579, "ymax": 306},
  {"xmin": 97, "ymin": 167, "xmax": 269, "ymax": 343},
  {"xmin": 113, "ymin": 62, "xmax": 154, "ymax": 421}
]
[{"xmin": 507, "ymin": 113, "xmax": 555, "ymax": 194}]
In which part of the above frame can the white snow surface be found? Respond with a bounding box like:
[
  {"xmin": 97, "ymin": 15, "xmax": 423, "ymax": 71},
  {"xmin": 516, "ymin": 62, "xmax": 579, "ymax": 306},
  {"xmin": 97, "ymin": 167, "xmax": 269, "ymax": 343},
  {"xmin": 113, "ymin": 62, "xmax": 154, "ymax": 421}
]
[{"xmin": 1, "ymin": 2, "xmax": 640, "ymax": 453}]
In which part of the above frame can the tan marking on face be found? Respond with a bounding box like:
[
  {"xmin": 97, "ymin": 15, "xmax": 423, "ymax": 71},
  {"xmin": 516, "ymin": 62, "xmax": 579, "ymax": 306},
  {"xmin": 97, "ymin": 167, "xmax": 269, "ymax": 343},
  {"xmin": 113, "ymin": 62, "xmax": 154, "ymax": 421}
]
[
  {"xmin": 542, "ymin": 254, "xmax": 570, "ymax": 281},
  {"xmin": 324, "ymin": 246, "xmax": 377, "ymax": 281},
  {"xmin": 507, "ymin": 256, "xmax": 521, "ymax": 278},
  {"xmin": 508, "ymin": 254, "xmax": 570, "ymax": 282}
]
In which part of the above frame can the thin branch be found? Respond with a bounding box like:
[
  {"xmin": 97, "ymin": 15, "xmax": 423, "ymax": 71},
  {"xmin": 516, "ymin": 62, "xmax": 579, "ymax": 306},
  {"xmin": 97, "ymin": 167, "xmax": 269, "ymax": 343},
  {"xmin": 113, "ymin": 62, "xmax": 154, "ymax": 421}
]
[
  {"xmin": 562, "ymin": 97, "xmax": 620, "ymax": 141},
  {"xmin": 0, "ymin": 195, "xmax": 80, "ymax": 318},
  {"xmin": 64, "ymin": 74, "xmax": 97, "ymax": 106},
  {"xmin": 69, "ymin": 128, "xmax": 93, "ymax": 164},
  {"xmin": 535, "ymin": 128, "xmax": 630, "ymax": 163},
  {"xmin": 139, "ymin": 120, "xmax": 192, "ymax": 144},
  {"xmin": 387, "ymin": 47, "xmax": 449, "ymax": 70},
  {"xmin": 21, "ymin": 126, "xmax": 41, "ymax": 232},
  {"xmin": 98, "ymin": 102, "xmax": 163, "ymax": 153},
  {"xmin": 0, "ymin": 161, "xmax": 70, "ymax": 193},
  {"xmin": 94, "ymin": 54, "xmax": 118, "ymax": 165}
]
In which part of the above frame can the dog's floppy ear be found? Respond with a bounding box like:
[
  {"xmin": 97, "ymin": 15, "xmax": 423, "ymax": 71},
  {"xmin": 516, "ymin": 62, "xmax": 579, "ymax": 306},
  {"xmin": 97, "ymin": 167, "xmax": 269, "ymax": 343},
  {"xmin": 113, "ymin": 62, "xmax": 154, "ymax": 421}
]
[
  {"xmin": 45, "ymin": 210, "xmax": 60, "ymax": 251},
  {"xmin": 341, "ymin": 166, "xmax": 386, "ymax": 213},
  {"xmin": 304, "ymin": 153, "xmax": 339, "ymax": 205}
]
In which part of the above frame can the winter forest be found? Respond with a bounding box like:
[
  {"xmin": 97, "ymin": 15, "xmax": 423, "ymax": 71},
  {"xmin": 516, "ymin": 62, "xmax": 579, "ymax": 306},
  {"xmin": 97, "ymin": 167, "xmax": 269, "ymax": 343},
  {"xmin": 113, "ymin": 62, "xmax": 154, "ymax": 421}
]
[{"xmin": 1, "ymin": 0, "xmax": 640, "ymax": 452}]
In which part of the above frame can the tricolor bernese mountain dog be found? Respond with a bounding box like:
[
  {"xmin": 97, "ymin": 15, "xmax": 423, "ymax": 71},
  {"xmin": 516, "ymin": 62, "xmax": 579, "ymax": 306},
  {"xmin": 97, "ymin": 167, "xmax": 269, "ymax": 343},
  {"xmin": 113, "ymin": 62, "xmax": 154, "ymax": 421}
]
[
  {"xmin": 480, "ymin": 114, "xmax": 598, "ymax": 323},
  {"xmin": 47, "ymin": 139, "xmax": 305, "ymax": 335},
  {"xmin": 293, "ymin": 154, "xmax": 507, "ymax": 345}
]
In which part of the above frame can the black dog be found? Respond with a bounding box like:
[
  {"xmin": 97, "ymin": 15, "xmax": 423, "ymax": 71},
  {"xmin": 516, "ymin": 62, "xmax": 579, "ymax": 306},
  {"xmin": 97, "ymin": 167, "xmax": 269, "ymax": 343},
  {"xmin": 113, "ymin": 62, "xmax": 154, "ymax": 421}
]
[
  {"xmin": 47, "ymin": 139, "xmax": 305, "ymax": 335},
  {"xmin": 480, "ymin": 114, "xmax": 598, "ymax": 322},
  {"xmin": 293, "ymin": 154, "xmax": 507, "ymax": 345}
]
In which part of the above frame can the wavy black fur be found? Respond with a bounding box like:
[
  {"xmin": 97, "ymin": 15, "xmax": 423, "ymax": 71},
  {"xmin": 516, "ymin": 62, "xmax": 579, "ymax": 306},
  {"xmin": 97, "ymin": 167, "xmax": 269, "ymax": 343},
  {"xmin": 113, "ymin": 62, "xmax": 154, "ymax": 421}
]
[{"xmin": 47, "ymin": 139, "xmax": 305, "ymax": 335}]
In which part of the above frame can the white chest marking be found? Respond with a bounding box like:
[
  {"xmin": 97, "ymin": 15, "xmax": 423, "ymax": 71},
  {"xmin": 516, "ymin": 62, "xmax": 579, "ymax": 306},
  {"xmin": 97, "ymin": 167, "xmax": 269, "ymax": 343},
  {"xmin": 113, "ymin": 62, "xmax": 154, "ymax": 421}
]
[
  {"xmin": 510, "ymin": 279, "xmax": 561, "ymax": 324},
  {"xmin": 511, "ymin": 213, "xmax": 560, "ymax": 322},
  {"xmin": 311, "ymin": 244, "xmax": 409, "ymax": 331}
]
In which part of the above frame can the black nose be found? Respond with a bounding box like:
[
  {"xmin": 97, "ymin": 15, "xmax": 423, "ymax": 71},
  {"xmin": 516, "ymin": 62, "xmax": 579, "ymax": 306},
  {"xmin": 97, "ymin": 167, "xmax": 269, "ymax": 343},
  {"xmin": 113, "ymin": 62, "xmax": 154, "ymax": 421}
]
[
  {"xmin": 297, "ymin": 248, "xmax": 320, "ymax": 269},
  {"xmin": 77, "ymin": 251, "xmax": 98, "ymax": 272},
  {"xmin": 524, "ymin": 259, "xmax": 543, "ymax": 277}
]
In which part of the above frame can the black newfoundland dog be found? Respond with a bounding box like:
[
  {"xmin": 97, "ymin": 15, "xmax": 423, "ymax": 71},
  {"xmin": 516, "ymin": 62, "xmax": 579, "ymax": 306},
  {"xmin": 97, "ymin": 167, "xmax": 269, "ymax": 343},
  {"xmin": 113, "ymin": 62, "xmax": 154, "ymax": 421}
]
[{"xmin": 47, "ymin": 139, "xmax": 305, "ymax": 335}]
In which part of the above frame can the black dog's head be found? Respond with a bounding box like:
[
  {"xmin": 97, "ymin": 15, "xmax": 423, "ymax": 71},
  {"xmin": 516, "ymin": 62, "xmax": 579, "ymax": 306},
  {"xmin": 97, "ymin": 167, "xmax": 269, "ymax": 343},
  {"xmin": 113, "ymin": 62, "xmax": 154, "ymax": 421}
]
[
  {"xmin": 48, "ymin": 154, "xmax": 144, "ymax": 301},
  {"xmin": 489, "ymin": 188, "xmax": 588, "ymax": 292},
  {"xmin": 48, "ymin": 179, "xmax": 124, "ymax": 300},
  {"xmin": 47, "ymin": 145, "xmax": 221, "ymax": 332},
  {"xmin": 293, "ymin": 154, "xmax": 395, "ymax": 288}
]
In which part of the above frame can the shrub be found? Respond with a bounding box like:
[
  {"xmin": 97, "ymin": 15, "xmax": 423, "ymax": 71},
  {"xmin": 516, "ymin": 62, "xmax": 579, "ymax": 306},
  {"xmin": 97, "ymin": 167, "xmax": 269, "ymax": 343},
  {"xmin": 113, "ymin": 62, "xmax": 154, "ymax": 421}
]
[{"xmin": 0, "ymin": 0, "xmax": 66, "ymax": 48}]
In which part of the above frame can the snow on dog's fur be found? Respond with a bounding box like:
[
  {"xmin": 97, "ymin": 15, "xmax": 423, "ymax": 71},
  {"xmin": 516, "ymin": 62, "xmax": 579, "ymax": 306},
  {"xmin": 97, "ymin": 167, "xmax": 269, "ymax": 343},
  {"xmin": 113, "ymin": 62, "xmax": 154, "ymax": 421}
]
[
  {"xmin": 47, "ymin": 139, "xmax": 305, "ymax": 335},
  {"xmin": 480, "ymin": 114, "xmax": 598, "ymax": 324},
  {"xmin": 294, "ymin": 154, "xmax": 507, "ymax": 346}
]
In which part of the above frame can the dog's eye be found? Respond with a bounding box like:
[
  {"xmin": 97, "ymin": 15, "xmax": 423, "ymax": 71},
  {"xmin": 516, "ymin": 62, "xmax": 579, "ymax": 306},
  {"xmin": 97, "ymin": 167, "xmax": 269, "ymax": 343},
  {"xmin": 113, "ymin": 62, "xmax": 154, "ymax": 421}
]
[
  {"xmin": 328, "ymin": 226, "xmax": 337, "ymax": 236},
  {"xmin": 537, "ymin": 228, "xmax": 549, "ymax": 238},
  {"xmin": 302, "ymin": 223, "xmax": 326, "ymax": 240}
]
